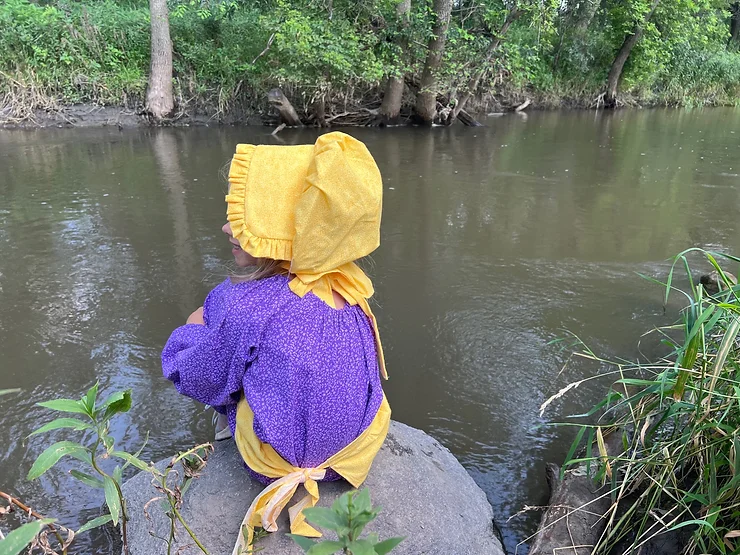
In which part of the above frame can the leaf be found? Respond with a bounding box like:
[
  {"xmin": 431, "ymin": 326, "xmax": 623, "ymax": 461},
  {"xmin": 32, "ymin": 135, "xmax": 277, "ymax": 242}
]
[
  {"xmin": 111, "ymin": 450, "xmax": 150, "ymax": 472},
  {"xmin": 76, "ymin": 514, "xmax": 113, "ymax": 535},
  {"xmin": 331, "ymin": 492, "xmax": 350, "ymax": 516},
  {"xmin": 102, "ymin": 434, "xmax": 114, "ymax": 452},
  {"xmin": 286, "ymin": 534, "xmax": 318, "ymax": 551},
  {"xmin": 103, "ymin": 476, "xmax": 121, "ymax": 526},
  {"xmin": 302, "ymin": 507, "xmax": 345, "ymax": 532},
  {"xmin": 349, "ymin": 511, "xmax": 378, "ymax": 538},
  {"xmin": 99, "ymin": 390, "xmax": 132, "ymax": 420},
  {"xmin": 353, "ymin": 488, "xmax": 371, "ymax": 513},
  {"xmin": 681, "ymin": 491, "xmax": 709, "ymax": 505},
  {"xmin": 668, "ymin": 519, "xmax": 715, "ymax": 532},
  {"xmin": 345, "ymin": 539, "xmax": 375, "ymax": 555},
  {"xmin": 37, "ymin": 398, "xmax": 88, "ymax": 415},
  {"xmin": 27, "ymin": 441, "xmax": 90, "ymax": 480},
  {"xmin": 709, "ymin": 460, "xmax": 718, "ymax": 505},
  {"xmin": 561, "ymin": 426, "xmax": 586, "ymax": 479},
  {"xmin": 585, "ymin": 428, "xmax": 594, "ymax": 476},
  {"xmin": 69, "ymin": 469, "xmax": 104, "ymax": 489},
  {"xmin": 373, "ymin": 536, "xmax": 405, "ymax": 554},
  {"xmin": 596, "ymin": 427, "xmax": 612, "ymax": 480},
  {"xmin": 305, "ymin": 541, "xmax": 344, "ymax": 555},
  {"xmin": 0, "ymin": 519, "xmax": 55, "ymax": 555},
  {"xmin": 121, "ymin": 434, "xmax": 149, "ymax": 471},
  {"xmin": 84, "ymin": 382, "xmax": 99, "ymax": 416},
  {"xmin": 29, "ymin": 417, "xmax": 92, "ymax": 437},
  {"xmin": 113, "ymin": 465, "xmax": 123, "ymax": 486}
]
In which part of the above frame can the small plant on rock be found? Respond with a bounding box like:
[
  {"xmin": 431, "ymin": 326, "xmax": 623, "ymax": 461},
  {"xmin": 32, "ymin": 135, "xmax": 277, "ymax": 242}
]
[{"xmin": 287, "ymin": 488, "xmax": 404, "ymax": 555}]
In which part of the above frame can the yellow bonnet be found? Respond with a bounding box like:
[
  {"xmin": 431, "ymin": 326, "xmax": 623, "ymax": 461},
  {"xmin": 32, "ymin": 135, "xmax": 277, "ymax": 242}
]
[{"xmin": 226, "ymin": 131, "xmax": 387, "ymax": 379}]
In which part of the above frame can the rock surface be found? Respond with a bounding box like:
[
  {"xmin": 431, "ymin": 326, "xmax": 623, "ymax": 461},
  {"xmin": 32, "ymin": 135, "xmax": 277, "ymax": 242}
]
[
  {"xmin": 700, "ymin": 270, "xmax": 738, "ymax": 296},
  {"xmin": 122, "ymin": 421, "xmax": 504, "ymax": 555}
]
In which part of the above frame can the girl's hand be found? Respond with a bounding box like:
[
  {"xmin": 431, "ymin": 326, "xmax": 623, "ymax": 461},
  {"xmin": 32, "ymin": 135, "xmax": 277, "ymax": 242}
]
[{"xmin": 187, "ymin": 306, "xmax": 205, "ymax": 325}]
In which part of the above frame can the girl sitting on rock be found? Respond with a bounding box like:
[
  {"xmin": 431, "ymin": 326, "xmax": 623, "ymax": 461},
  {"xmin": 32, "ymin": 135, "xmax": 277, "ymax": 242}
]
[{"xmin": 161, "ymin": 131, "xmax": 391, "ymax": 553}]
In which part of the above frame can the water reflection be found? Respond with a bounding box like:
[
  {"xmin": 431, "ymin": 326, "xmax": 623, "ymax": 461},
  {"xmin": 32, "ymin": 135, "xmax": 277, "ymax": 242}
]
[{"xmin": 0, "ymin": 109, "xmax": 739, "ymax": 553}]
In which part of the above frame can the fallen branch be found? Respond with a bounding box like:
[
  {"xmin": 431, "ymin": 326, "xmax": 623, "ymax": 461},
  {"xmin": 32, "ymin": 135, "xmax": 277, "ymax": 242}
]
[
  {"xmin": 527, "ymin": 428, "xmax": 625, "ymax": 555},
  {"xmin": 514, "ymin": 98, "xmax": 531, "ymax": 112},
  {"xmin": 0, "ymin": 491, "xmax": 53, "ymax": 526},
  {"xmin": 0, "ymin": 490, "xmax": 68, "ymax": 549},
  {"xmin": 251, "ymin": 32, "xmax": 276, "ymax": 65},
  {"xmin": 325, "ymin": 111, "xmax": 352, "ymax": 123},
  {"xmin": 456, "ymin": 109, "xmax": 483, "ymax": 127},
  {"xmin": 271, "ymin": 122, "xmax": 286, "ymax": 135},
  {"xmin": 267, "ymin": 88, "xmax": 303, "ymax": 127}
]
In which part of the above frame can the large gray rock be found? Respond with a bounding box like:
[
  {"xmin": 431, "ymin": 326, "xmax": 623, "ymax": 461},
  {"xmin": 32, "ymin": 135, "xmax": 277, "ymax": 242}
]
[{"xmin": 122, "ymin": 421, "xmax": 504, "ymax": 555}]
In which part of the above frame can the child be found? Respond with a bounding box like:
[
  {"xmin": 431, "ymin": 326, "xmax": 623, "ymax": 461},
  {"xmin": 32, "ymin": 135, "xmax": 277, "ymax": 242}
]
[{"xmin": 161, "ymin": 131, "xmax": 390, "ymax": 553}]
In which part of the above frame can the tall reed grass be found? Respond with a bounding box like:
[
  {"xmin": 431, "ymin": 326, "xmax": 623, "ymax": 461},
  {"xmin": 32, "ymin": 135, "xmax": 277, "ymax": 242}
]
[{"xmin": 549, "ymin": 249, "xmax": 740, "ymax": 554}]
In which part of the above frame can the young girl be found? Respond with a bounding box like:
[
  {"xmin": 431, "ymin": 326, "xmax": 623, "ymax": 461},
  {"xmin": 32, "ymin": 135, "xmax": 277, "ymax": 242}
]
[{"xmin": 161, "ymin": 131, "xmax": 390, "ymax": 553}]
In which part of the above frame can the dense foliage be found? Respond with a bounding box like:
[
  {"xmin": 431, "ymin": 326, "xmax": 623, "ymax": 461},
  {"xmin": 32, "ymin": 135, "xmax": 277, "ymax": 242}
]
[{"xmin": 1, "ymin": 0, "xmax": 739, "ymax": 115}]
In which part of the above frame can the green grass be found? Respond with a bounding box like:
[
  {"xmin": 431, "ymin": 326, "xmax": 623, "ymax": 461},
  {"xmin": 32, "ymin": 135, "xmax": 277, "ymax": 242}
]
[{"xmin": 552, "ymin": 249, "xmax": 740, "ymax": 554}]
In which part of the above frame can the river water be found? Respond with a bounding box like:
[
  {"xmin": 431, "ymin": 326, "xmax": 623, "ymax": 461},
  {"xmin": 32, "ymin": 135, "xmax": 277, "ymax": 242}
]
[{"xmin": 1, "ymin": 109, "xmax": 739, "ymax": 553}]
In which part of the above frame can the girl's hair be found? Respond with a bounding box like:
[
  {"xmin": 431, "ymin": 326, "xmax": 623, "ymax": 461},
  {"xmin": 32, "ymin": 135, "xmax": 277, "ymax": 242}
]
[{"xmin": 231, "ymin": 257, "xmax": 289, "ymax": 283}]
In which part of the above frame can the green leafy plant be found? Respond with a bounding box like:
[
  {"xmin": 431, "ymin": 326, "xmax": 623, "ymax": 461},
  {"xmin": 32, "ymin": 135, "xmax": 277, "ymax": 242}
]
[
  {"xmin": 26, "ymin": 384, "xmax": 212, "ymax": 555},
  {"xmin": 550, "ymin": 249, "xmax": 740, "ymax": 554},
  {"xmin": 287, "ymin": 488, "xmax": 404, "ymax": 555},
  {"xmin": 27, "ymin": 384, "xmax": 136, "ymax": 551}
]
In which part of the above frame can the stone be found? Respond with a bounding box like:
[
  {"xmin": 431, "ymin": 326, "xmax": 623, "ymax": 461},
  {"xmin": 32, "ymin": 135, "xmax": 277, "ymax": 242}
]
[
  {"xmin": 699, "ymin": 270, "xmax": 738, "ymax": 296},
  {"xmin": 122, "ymin": 421, "xmax": 504, "ymax": 555}
]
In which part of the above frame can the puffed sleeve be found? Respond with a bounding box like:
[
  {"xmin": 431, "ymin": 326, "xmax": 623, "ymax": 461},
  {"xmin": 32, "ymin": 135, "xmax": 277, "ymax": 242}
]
[{"xmin": 161, "ymin": 283, "xmax": 256, "ymax": 407}]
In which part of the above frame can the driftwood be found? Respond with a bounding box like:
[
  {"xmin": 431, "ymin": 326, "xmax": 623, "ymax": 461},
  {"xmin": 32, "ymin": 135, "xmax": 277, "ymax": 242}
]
[
  {"xmin": 456, "ymin": 108, "xmax": 483, "ymax": 126},
  {"xmin": 263, "ymin": 88, "xmax": 485, "ymax": 129},
  {"xmin": 438, "ymin": 102, "xmax": 482, "ymax": 126},
  {"xmin": 528, "ymin": 463, "xmax": 611, "ymax": 555},
  {"xmin": 267, "ymin": 88, "xmax": 303, "ymax": 127},
  {"xmin": 514, "ymin": 98, "xmax": 531, "ymax": 112},
  {"xmin": 312, "ymin": 95, "xmax": 328, "ymax": 128},
  {"xmin": 529, "ymin": 430, "xmax": 623, "ymax": 555}
]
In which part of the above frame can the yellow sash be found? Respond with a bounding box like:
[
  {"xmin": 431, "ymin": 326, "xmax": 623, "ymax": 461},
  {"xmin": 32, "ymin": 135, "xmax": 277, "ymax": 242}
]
[{"xmin": 232, "ymin": 395, "xmax": 391, "ymax": 554}]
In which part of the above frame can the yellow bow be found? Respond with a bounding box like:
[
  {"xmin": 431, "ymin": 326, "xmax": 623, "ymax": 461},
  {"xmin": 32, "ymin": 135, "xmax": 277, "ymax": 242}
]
[{"xmin": 232, "ymin": 395, "xmax": 391, "ymax": 554}]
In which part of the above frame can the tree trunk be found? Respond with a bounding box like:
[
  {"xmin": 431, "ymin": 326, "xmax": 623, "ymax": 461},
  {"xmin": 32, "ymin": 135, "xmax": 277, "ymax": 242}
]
[
  {"xmin": 313, "ymin": 94, "xmax": 327, "ymax": 127},
  {"xmin": 573, "ymin": 0, "xmax": 599, "ymax": 33},
  {"xmin": 451, "ymin": 8, "xmax": 520, "ymax": 122},
  {"xmin": 146, "ymin": 0, "xmax": 174, "ymax": 120},
  {"xmin": 378, "ymin": 0, "xmax": 411, "ymax": 125},
  {"xmin": 378, "ymin": 77, "xmax": 406, "ymax": 125},
  {"xmin": 604, "ymin": 0, "xmax": 660, "ymax": 108},
  {"xmin": 414, "ymin": 0, "xmax": 453, "ymax": 125},
  {"xmin": 729, "ymin": 2, "xmax": 740, "ymax": 49}
]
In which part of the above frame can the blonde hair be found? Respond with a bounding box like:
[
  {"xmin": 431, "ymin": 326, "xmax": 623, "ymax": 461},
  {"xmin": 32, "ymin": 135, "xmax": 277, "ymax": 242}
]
[{"xmin": 231, "ymin": 257, "xmax": 289, "ymax": 283}]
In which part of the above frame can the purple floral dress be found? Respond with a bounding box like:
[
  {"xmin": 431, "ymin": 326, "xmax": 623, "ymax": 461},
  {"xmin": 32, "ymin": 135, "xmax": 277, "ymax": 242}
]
[{"xmin": 162, "ymin": 275, "xmax": 384, "ymax": 483}]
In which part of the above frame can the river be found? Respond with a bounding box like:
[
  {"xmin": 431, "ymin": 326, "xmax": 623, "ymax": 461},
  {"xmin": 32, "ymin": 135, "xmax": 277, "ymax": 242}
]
[{"xmin": 1, "ymin": 109, "xmax": 739, "ymax": 553}]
